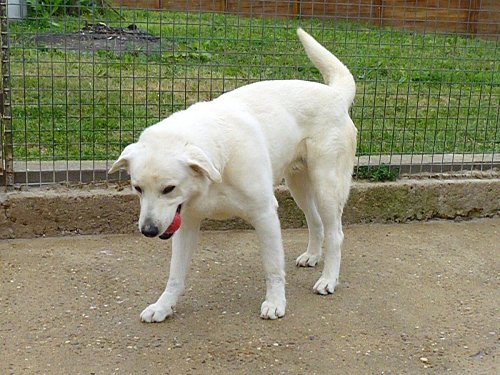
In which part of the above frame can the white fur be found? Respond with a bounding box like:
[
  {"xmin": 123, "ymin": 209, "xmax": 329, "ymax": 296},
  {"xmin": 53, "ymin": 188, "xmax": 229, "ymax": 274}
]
[{"xmin": 109, "ymin": 28, "xmax": 357, "ymax": 322}]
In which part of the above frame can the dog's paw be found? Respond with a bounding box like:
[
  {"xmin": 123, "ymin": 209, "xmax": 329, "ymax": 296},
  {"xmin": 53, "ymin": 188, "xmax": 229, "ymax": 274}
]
[
  {"xmin": 313, "ymin": 277, "xmax": 338, "ymax": 295},
  {"xmin": 296, "ymin": 252, "xmax": 320, "ymax": 267},
  {"xmin": 260, "ymin": 299, "xmax": 286, "ymax": 320},
  {"xmin": 140, "ymin": 303, "xmax": 174, "ymax": 323}
]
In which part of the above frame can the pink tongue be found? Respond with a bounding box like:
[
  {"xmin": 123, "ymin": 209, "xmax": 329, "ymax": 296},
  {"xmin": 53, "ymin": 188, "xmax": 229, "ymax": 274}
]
[{"xmin": 164, "ymin": 211, "xmax": 181, "ymax": 235}]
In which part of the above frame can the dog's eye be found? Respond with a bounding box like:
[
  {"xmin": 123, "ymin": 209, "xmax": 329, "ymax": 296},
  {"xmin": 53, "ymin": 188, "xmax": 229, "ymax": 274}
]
[
  {"xmin": 162, "ymin": 185, "xmax": 175, "ymax": 195},
  {"xmin": 134, "ymin": 186, "xmax": 142, "ymax": 194}
]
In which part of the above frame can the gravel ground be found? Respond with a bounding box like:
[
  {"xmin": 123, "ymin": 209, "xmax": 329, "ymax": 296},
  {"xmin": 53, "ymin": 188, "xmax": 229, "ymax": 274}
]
[{"xmin": 1, "ymin": 219, "xmax": 498, "ymax": 374}]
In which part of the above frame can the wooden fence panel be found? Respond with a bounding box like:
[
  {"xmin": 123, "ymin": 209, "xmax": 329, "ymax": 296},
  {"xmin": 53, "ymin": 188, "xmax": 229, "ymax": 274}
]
[
  {"xmin": 380, "ymin": 0, "xmax": 476, "ymax": 34},
  {"xmin": 298, "ymin": 0, "xmax": 378, "ymax": 22},
  {"xmin": 111, "ymin": 0, "xmax": 499, "ymax": 37},
  {"xmin": 115, "ymin": 0, "xmax": 160, "ymax": 8},
  {"xmin": 111, "ymin": 0, "xmax": 222, "ymax": 11},
  {"xmin": 225, "ymin": 0, "xmax": 297, "ymax": 16},
  {"xmin": 159, "ymin": 0, "xmax": 224, "ymax": 12},
  {"xmin": 477, "ymin": 0, "xmax": 500, "ymax": 36}
]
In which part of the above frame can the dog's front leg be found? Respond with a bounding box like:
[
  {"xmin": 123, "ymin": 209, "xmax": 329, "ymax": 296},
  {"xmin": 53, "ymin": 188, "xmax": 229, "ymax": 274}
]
[
  {"xmin": 251, "ymin": 209, "xmax": 286, "ymax": 320},
  {"xmin": 140, "ymin": 218, "xmax": 200, "ymax": 323}
]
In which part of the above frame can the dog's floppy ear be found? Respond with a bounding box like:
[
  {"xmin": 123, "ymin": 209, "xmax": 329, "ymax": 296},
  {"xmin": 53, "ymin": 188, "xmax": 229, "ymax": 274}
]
[
  {"xmin": 109, "ymin": 143, "xmax": 139, "ymax": 174},
  {"xmin": 185, "ymin": 145, "xmax": 222, "ymax": 183}
]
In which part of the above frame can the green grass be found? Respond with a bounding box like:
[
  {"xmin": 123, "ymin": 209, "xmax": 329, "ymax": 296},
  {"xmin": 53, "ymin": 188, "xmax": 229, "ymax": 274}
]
[{"xmin": 7, "ymin": 10, "xmax": 500, "ymax": 161}]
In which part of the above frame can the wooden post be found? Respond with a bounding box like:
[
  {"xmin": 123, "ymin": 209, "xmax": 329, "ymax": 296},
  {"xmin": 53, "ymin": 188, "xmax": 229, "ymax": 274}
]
[
  {"xmin": 467, "ymin": 0, "xmax": 480, "ymax": 35},
  {"xmin": 374, "ymin": 0, "xmax": 383, "ymax": 27},
  {"xmin": 292, "ymin": 0, "xmax": 299, "ymax": 17}
]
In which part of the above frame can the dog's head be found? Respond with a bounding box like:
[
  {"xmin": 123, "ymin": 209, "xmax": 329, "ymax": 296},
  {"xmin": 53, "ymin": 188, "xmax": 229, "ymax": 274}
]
[{"xmin": 109, "ymin": 141, "xmax": 221, "ymax": 239}]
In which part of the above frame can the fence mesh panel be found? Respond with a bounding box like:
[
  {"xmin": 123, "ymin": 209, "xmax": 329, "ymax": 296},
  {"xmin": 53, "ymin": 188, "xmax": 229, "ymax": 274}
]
[{"xmin": 1, "ymin": 0, "xmax": 499, "ymax": 185}]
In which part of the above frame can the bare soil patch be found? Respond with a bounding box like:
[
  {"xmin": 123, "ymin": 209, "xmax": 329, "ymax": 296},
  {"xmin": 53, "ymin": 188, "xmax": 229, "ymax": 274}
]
[{"xmin": 32, "ymin": 23, "xmax": 170, "ymax": 54}]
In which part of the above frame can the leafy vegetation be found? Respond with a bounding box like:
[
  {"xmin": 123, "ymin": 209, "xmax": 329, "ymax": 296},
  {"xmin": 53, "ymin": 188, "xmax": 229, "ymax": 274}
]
[
  {"xmin": 354, "ymin": 165, "xmax": 400, "ymax": 182},
  {"xmin": 7, "ymin": 9, "xmax": 499, "ymax": 162},
  {"xmin": 27, "ymin": 0, "xmax": 109, "ymax": 17}
]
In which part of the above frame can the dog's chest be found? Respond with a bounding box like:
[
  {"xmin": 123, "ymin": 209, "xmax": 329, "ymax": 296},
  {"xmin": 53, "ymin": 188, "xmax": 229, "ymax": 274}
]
[{"xmin": 190, "ymin": 188, "xmax": 249, "ymax": 221}]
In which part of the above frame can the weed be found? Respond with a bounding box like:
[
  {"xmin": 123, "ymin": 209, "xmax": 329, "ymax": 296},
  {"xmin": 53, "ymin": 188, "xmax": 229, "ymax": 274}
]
[
  {"xmin": 355, "ymin": 165, "xmax": 400, "ymax": 182},
  {"xmin": 27, "ymin": 0, "xmax": 111, "ymax": 17}
]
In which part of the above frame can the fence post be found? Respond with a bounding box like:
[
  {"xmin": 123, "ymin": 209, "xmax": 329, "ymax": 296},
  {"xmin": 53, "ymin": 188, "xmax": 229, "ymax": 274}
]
[
  {"xmin": 0, "ymin": 0, "xmax": 13, "ymax": 188},
  {"xmin": 467, "ymin": 0, "xmax": 480, "ymax": 35},
  {"xmin": 374, "ymin": 0, "xmax": 383, "ymax": 27}
]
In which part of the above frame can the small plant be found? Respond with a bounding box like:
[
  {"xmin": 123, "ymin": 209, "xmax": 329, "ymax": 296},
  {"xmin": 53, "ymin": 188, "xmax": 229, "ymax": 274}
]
[
  {"xmin": 27, "ymin": 0, "xmax": 111, "ymax": 18},
  {"xmin": 354, "ymin": 165, "xmax": 399, "ymax": 182}
]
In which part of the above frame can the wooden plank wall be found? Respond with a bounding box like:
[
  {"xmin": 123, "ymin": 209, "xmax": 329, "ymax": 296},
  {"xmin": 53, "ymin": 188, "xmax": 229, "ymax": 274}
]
[
  {"xmin": 380, "ymin": 0, "xmax": 477, "ymax": 34},
  {"xmin": 476, "ymin": 0, "xmax": 500, "ymax": 36},
  {"xmin": 111, "ymin": 0, "xmax": 499, "ymax": 37},
  {"xmin": 298, "ymin": 1, "xmax": 379, "ymax": 22},
  {"xmin": 225, "ymin": 0, "xmax": 297, "ymax": 16}
]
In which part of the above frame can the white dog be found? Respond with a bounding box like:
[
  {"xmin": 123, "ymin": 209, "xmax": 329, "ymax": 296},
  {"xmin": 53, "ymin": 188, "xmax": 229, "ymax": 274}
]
[{"xmin": 109, "ymin": 28, "xmax": 357, "ymax": 321}]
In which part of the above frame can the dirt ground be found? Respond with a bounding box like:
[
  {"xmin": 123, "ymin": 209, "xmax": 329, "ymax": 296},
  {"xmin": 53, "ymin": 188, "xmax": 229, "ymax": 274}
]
[
  {"xmin": 32, "ymin": 24, "xmax": 167, "ymax": 55},
  {"xmin": 1, "ymin": 219, "xmax": 498, "ymax": 374}
]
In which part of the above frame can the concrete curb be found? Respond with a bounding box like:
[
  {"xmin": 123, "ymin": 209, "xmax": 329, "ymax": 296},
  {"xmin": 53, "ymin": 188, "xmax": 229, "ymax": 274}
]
[{"xmin": 1, "ymin": 179, "xmax": 499, "ymax": 239}]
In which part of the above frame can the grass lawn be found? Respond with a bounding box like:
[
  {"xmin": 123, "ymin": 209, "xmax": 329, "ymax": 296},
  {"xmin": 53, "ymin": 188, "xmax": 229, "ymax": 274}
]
[{"xmin": 7, "ymin": 9, "xmax": 500, "ymax": 162}]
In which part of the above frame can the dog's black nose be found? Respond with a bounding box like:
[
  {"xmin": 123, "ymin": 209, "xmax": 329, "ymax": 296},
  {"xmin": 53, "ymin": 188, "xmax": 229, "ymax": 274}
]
[{"xmin": 141, "ymin": 223, "xmax": 159, "ymax": 237}]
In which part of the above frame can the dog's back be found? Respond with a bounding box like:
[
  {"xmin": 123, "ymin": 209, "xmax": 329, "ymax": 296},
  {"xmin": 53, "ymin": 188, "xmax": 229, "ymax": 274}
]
[{"xmin": 207, "ymin": 29, "xmax": 356, "ymax": 185}]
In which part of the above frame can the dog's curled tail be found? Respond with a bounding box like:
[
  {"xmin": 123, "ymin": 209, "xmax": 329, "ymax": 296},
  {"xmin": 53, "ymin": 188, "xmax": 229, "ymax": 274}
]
[{"xmin": 297, "ymin": 28, "xmax": 356, "ymax": 106}]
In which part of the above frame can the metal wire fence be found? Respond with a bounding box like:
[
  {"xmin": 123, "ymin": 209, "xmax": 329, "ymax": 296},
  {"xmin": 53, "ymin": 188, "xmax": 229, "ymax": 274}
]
[{"xmin": 1, "ymin": 0, "xmax": 499, "ymax": 186}]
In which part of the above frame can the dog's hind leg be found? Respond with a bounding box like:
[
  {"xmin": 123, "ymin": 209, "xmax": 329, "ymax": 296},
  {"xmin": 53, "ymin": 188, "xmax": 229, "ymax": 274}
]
[
  {"xmin": 285, "ymin": 170, "xmax": 324, "ymax": 267},
  {"xmin": 310, "ymin": 168, "xmax": 350, "ymax": 294},
  {"xmin": 306, "ymin": 138, "xmax": 355, "ymax": 295}
]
